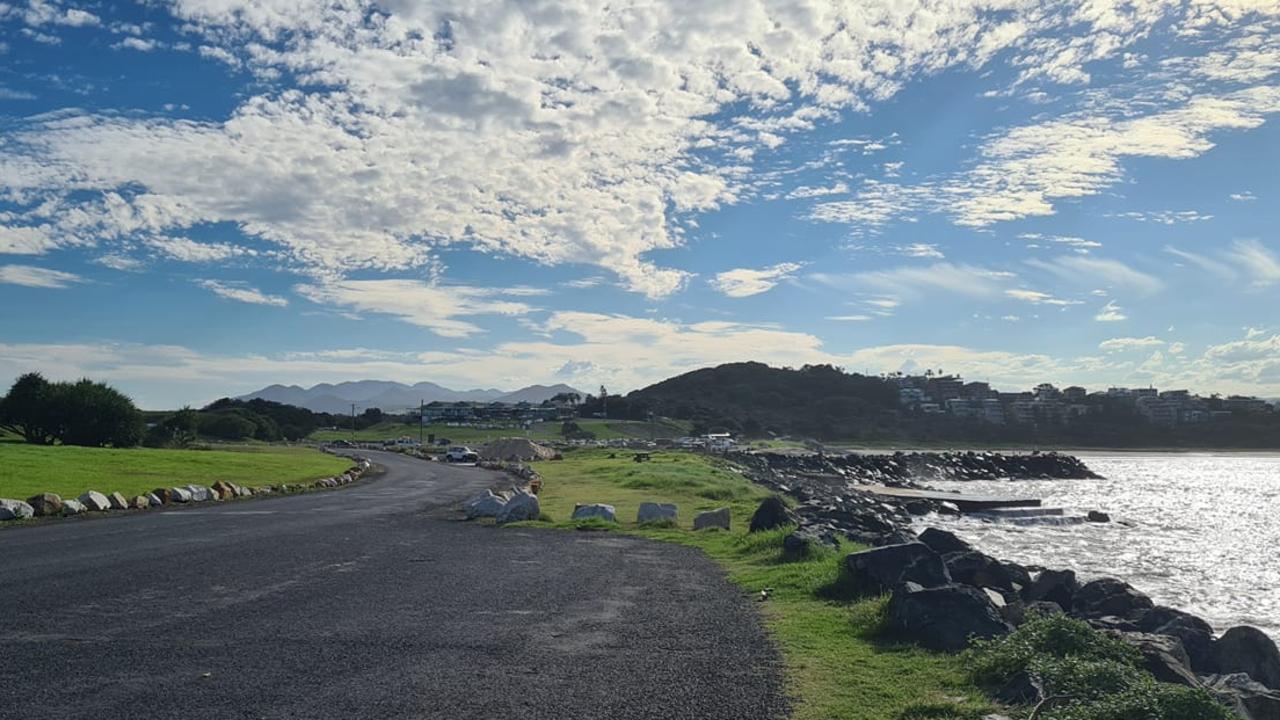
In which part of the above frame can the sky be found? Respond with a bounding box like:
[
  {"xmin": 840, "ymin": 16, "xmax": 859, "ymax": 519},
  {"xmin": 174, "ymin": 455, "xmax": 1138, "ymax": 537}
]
[{"xmin": 1, "ymin": 0, "xmax": 1279, "ymax": 409}]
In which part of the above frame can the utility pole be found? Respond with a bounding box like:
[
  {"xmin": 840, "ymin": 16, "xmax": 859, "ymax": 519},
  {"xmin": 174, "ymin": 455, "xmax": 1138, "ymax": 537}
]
[
  {"xmin": 351, "ymin": 403, "xmax": 356, "ymax": 442},
  {"xmin": 419, "ymin": 399, "xmax": 424, "ymax": 446}
]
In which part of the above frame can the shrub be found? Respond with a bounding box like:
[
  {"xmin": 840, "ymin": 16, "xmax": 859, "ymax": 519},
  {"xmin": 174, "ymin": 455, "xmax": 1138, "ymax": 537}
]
[{"xmin": 0, "ymin": 373, "xmax": 143, "ymax": 447}]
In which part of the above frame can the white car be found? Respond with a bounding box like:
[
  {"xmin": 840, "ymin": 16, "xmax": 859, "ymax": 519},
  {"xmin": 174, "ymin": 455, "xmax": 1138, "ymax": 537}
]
[{"xmin": 444, "ymin": 446, "xmax": 479, "ymax": 463}]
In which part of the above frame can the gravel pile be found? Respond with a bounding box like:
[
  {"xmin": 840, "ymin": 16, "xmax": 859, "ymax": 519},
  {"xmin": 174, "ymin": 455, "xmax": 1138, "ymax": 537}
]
[{"xmin": 478, "ymin": 437, "xmax": 556, "ymax": 462}]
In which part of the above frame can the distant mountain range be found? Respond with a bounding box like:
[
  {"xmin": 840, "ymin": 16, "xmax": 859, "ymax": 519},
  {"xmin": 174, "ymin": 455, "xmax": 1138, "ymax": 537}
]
[{"xmin": 237, "ymin": 381, "xmax": 583, "ymax": 414}]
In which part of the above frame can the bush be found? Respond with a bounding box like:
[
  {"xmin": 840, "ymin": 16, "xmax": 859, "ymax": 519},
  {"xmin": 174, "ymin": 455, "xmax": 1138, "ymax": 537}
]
[
  {"xmin": 0, "ymin": 373, "xmax": 143, "ymax": 447},
  {"xmin": 198, "ymin": 411, "xmax": 259, "ymax": 440},
  {"xmin": 966, "ymin": 614, "xmax": 1232, "ymax": 720}
]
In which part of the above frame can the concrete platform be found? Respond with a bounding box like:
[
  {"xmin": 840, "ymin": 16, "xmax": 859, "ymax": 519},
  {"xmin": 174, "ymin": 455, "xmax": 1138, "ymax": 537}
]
[{"xmin": 864, "ymin": 485, "xmax": 1042, "ymax": 511}]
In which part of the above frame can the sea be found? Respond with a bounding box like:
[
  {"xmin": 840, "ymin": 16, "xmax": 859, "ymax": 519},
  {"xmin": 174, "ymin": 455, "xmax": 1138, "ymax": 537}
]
[{"xmin": 922, "ymin": 452, "xmax": 1280, "ymax": 641}]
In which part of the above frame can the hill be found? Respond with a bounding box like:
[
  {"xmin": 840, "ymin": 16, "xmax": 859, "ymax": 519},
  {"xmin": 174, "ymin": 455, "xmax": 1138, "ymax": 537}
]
[
  {"xmin": 623, "ymin": 362, "xmax": 899, "ymax": 438},
  {"xmin": 239, "ymin": 380, "xmax": 582, "ymax": 412}
]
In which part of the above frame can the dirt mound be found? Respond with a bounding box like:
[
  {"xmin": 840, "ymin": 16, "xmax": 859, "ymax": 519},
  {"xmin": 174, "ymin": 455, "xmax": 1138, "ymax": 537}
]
[{"xmin": 479, "ymin": 438, "xmax": 556, "ymax": 462}]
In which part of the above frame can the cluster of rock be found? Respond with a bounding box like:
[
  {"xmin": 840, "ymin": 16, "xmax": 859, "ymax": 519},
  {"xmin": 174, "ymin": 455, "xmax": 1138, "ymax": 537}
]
[
  {"xmin": 477, "ymin": 438, "xmax": 558, "ymax": 462},
  {"xmin": 476, "ymin": 460, "xmax": 544, "ymax": 494},
  {"xmin": 462, "ymin": 487, "xmax": 542, "ymax": 524},
  {"xmin": 791, "ymin": 519, "xmax": 1280, "ymax": 719},
  {"xmin": 732, "ymin": 448, "xmax": 1100, "ymax": 486},
  {"xmin": 0, "ymin": 458, "xmax": 371, "ymax": 523}
]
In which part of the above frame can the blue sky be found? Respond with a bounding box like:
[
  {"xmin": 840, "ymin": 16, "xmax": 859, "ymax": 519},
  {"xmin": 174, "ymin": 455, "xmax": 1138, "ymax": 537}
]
[{"xmin": 2, "ymin": 0, "xmax": 1279, "ymax": 408}]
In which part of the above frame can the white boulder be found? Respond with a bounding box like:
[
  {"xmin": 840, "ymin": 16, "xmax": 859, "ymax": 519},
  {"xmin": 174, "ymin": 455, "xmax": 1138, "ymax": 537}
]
[
  {"xmin": 0, "ymin": 498, "xmax": 35, "ymax": 521},
  {"xmin": 169, "ymin": 487, "xmax": 192, "ymax": 503},
  {"xmin": 61, "ymin": 499, "xmax": 86, "ymax": 516},
  {"xmin": 496, "ymin": 492, "xmax": 541, "ymax": 524},
  {"xmin": 78, "ymin": 491, "xmax": 112, "ymax": 512},
  {"xmin": 464, "ymin": 490, "xmax": 508, "ymax": 519}
]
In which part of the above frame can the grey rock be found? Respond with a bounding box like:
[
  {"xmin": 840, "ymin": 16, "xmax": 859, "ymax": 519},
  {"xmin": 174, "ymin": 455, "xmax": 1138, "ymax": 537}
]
[
  {"xmin": 145, "ymin": 492, "xmax": 162, "ymax": 508},
  {"xmin": 571, "ymin": 503, "xmax": 617, "ymax": 523},
  {"xmin": 1119, "ymin": 631, "xmax": 1200, "ymax": 687},
  {"xmin": 918, "ymin": 527, "xmax": 972, "ymax": 555},
  {"xmin": 748, "ymin": 496, "xmax": 797, "ymax": 533},
  {"xmin": 888, "ymin": 582, "xmax": 1013, "ymax": 651},
  {"xmin": 1071, "ymin": 577, "xmax": 1153, "ymax": 620},
  {"xmin": 26, "ymin": 493, "xmax": 63, "ymax": 517},
  {"xmin": 496, "ymin": 492, "xmax": 540, "ymax": 524},
  {"xmin": 1087, "ymin": 510, "xmax": 1111, "ymax": 522},
  {"xmin": 60, "ymin": 499, "xmax": 86, "ymax": 516},
  {"xmin": 129, "ymin": 495, "xmax": 150, "ymax": 510},
  {"xmin": 168, "ymin": 487, "xmax": 192, "ymax": 503},
  {"xmin": 637, "ymin": 502, "xmax": 678, "ymax": 525},
  {"xmin": 1203, "ymin": 673, "xmax": 1280, "ymax": 720},
  {"xmin": 78, "ymin": 491, "xmax": 112, "ymax": 512},
  {"xmin": 107, "ymin": 491, "xmax": 128, "ymax": 510},
  {"xmin": 1157, "ymin": 615, "xmax": 1217, "ymax": 674},
  {"xmin": 1026, "ymin": 568, "xmax": 1078, "ymax": 608},
  {"xmin": 463, "ymin": 490, "xmax": 507, "ymax": 519},
  {"xmin": 844, "ymin": 542, "xmax": 950, "ymax": 596},
  {"xmin": 693, "ymin": 507, "xmax": 730, "ymax": 531},
  {"xmin": 1215, "ymin": 626, "xmax": 1280, "ymax": 690},
  {"xmin": 944, "ymin": 551, "xmax": 1017, "ymax": 593},
  {"xmin": 0, "ymin": 498, "xmax": 35, "ymax": 521}
]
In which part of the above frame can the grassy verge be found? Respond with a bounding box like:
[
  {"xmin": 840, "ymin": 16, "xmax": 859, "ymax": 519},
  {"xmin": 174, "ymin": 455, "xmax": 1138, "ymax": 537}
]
[
  {"xmin": 0, "ymin": 443, "xmax": 351, "ymax": 499},
  {"xmin": 525, "ymin": 449, "xmax": 996, "ymax": 720},
  {"xmin": 309, "ymin": 418, "xmax": 690, "ymax": 443}
]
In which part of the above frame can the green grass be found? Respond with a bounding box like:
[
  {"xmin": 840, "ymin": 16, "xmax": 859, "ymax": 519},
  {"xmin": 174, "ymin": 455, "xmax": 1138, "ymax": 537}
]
[
  {"xmin": 0, "ymin": 443, "xmax": 351, "ymax": 500},
  {"xmin": 309, "ymin": 418, "xmax": 690, "ymax": 443},
  {"xmin": 523, "ymin": 449, "xmax": 997, "ymax": 720}
]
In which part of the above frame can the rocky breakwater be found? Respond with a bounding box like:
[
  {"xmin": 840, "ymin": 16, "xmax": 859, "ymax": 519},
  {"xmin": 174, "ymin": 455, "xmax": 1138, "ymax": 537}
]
[{"xmin": 731, "ymin": 449, "xmax": 1279, "ymax": 719}]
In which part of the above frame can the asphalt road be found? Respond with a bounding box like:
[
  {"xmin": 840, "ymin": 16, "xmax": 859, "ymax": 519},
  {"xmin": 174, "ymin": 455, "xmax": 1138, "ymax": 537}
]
[{"xmin": 0, "ymin": 450, "xmax": 786, "ymax": 720}]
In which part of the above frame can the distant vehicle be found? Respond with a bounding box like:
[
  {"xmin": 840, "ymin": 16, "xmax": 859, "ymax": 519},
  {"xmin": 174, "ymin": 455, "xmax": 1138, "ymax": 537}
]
[
  {"xmin": 444, "ymin": 446, "xmax": 479, "ymax": 463},
  {"xmin": 331, "ymin": 439, "xmax": 355, "ymax": 448}
]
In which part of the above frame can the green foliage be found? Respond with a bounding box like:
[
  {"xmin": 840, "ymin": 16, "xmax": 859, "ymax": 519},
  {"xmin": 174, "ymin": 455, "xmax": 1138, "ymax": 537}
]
[
  {"xmin": 0, "ymin": 372, "xmax": 143, "ymax": 447},
  {"xmin": 144, "ymin": 406, "xmax": 200, "ymax": 448},
  {"xmin": 966, "ymin": 614, "xmax": 1232, "ymax": 720},
  {"xmin": 198, "ymin": 410, "xmax": 263, "ymax": 440}
]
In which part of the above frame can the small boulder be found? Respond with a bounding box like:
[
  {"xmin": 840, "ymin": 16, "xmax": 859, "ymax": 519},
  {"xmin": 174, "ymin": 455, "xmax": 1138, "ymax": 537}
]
[
  {"xmin": 168, "ymin": 487, "xmax": 192, "ymax": 504},
  {"xmin": 693, "ymin": 507, "xmax": 731, "ymax": 531},
  {"xmin": 26, "ymin": 493, "xmax": 63, "ymax": 517},
  {"xmin": 1155, "ymin": 615, "xmax": 1217, "ymax": 674},
  {"xmin": 571, "ymin": 503, "xmax": 617, "ymax": 523},
  {"xmin": 496, "ymin": 492, "xmax": 540, "ymax": 524},
  {"xmin": 748, "ymin": 496, "xmax": 797, "ymax": 533},
  {"xmin": 1087, "ymin": 510, "xmax": 1111, "ymax": 523},
  {"xmin": 918, "ymin": 527, "xmax": 972, "ymax": 556},
  {"xmin": 60, "ymin": 499, "xmax": 86, "ymax": 516},
  {"xmin": 107, "ymin": 491, "xmax": 128, "ymax": 510},
  {"xmin": 1202, "ymin": 673, "xmax": 1280, "ymax": 720},
  {"xmin": 637, "ymin": 502, "xmax": 678, "ymax": 525},
  {"xmin": 0, "ymin": 498, "xmax": 35, "ymax": 521},
  {"xmin": 463, "ymin": 490, "xmax": 507, "ymax": 519},
  {"xmin": 145, "ymin": 492, "xmax": 163, "ymax": 508},
  {"xmin": 151, "ymin": 488, "xmax": 173, "ymax": 504},
  {"xmin": 185, "ymin": 485, "xmax": 215, "ymax": 502},
  {"xmin": 844, "ymin": 542, "xmax": 950, "ymax": 596},
  {"xmin": 1214, "ymin": 626, "xmax": 1280, "ymax": 690},
  {"xmin": 78, "ymin": 491, "xmax": 112, "ymax": 512},
  {"xmin": 128, "ymin": 495, "xmax": 150, "ymax": 510},
  {"xmin": 888, "ymin": 582, "xmax": 1013, "ymax": 651},
  {"xmin": 945, "ymin": 551, "xmax": 1017, "ymax": 593},
  {"xmin": 1119, "ymin": 631, "xmax": 1200, "ymax": 687},
  {"xmin": 1026, "ymin": 568, "xmax": 1078, "ymax": 608},
  {"xmin": 1071, "ymin": 577, "xmax": 1153, "ymax": 620},
  {"xmin": 1022, "ymin": 600, "xmax": 1066, "ymax": 621},
  {"xmin": 211, "ymin": 481, "xmax": 236, "ymax": 500}
]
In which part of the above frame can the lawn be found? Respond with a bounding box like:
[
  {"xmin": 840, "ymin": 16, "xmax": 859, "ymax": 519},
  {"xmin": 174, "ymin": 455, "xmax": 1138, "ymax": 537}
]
[
  {"xmin": 309, "ymin": 417, "xmax": 690, "ymax": 444},
  {"xmin": 0, "ymin": 442, "xmax": 352, "ymax": 500},
  {"xmin": 524, "ymin": 449, "xmax": 997, "ymax": 720}
]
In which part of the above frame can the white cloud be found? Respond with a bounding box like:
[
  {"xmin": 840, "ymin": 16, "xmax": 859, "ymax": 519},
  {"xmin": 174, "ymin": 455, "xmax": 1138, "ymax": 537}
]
[
  {"xmin": 825, "ymin": 314, "xmax": 872, "ymax": 321},
  {"xmin": 195, "ymin": 279, "xmax": 288, "ymax": 307},
  {"xmin": 113, "ymin": 37, "xmax": 158, "ymax": 52},
  {"xmin": 0, "ymin": 264, "xmax": 81, "ymax": 288},
  {"xmin": 95, "ymin": 254, "xmax": 145, "ymax": 271},
  {"xmin": 813, "ymin": 263, "xmax": 1015, "ymax": 300},
  {"xmin": 1099, "ymin": 336, "xmax": 1166, "ymax": 352},
  {"xmin": 1229, "ymin": 190, "xmax": 1257, "ymax": 201},
  {"xmin": 895, "ymin": 243, "xmax": 944, "ymax": 259},
  {"xmin": 295, "ymin": 279, "xmax": 535, "ymax": 337},
  {"xmin": 1005, "ymin": 288, "xmax": 1083, "ymax": 306},
  {"xmin": 1229, "ymin": 238, "xmax": 1280, "ymax": 286},
  {"xmin": 1095, "ymin": 300, "xmax": 1128, "ymax": 322},
  {"xmin": 148, "ymin": 236, "xmax": 251, "ymax": 263},
  {"xmin": 1027, "ymin": 255, "xmax": 1163, "ymax": 295},
  {"xmin": 710, "ymin": 262, "xmax": 804, "ymax": 298},
  {"xmin": 0, "ymin": 225, "xmax": 58, "ymax": 254},
  {"xmin": 1111, "ymin": 210, "xmax": 1214, "ymax": 225}
]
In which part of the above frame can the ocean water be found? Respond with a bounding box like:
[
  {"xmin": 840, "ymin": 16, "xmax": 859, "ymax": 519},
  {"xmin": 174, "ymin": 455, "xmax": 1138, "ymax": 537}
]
[{"xmin": 923, "ymin": 453, "xmax": 1280, "ymax": 640}]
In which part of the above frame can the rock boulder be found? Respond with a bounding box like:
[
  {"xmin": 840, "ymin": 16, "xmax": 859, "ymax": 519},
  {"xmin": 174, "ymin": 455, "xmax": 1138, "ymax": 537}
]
[
  {"xmin": 129, "ymin": 495, "xmax": 150, "ymax": 510},
  {"xmin": 78, "ymin": 491, "xmax": 112, "ymax": 512},
  {"xmin": 496, "ymin": 492, "xmax": 540, "ymax": 524},
  {"xmin": 107, "ymin": 491, "xmax": 128, "ymax": 510},
  {"xmin": 1071, "ymin": 577, "xmax": 1153, "ymax": 620},
  {"xmin": 0, "ymin": 498, "xmax": 35, "ymax": 521},
  {"xmin": 60, "ymin": 499, "xmax": 86, "ymax": 516},
  {"xmin": 918, "ymin": 527, "xmax": 972, "ymax": 555},
  {"xmin": 571, "ymin": 503, "xmax": 617, "ymax": 523},
  {"xmin": 1214, "ymin": 626, "xmax": 1280, "ymax": 690},
  {"xmin": 693, "ymin": 507, "xmax": 731, "ymax": 531},
  {"xmin": 845, "ymin": 542, "xmax": 950, "ymax": 596},
  {"xmin": 463, "ymin": 490, "xmax": 507, "ymax": 519},
  {"xmin": 637, "ymin": 502, "xmax": 678, "ymax": 525},
  {"xmin": 748, "ymin": 496, "xmax": 797, "ymax": 533},
  {"xmin": 1026, "ymin": 568, "xmax": 1078, "ymax": 609},
  {"xmin": 1202, "ymin": 673, "xmax": 1280, "ymax": 720},
  {"xmin": 26, "ymin": 493, "xmax": 63, "ymax": 517},
  {"xmin": 1118, "ymin": 632, "xmax": 1200, "ymax": 687},
  {"xmin": 888, "ymin": 582, "xmax": 1013, "ymax": 651}
]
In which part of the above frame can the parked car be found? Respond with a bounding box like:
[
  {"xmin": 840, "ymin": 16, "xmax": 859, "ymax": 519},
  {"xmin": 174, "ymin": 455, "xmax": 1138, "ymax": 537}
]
[{"xmin": 444, "ymin": 446, "xmax": 479, "ymax": 463}]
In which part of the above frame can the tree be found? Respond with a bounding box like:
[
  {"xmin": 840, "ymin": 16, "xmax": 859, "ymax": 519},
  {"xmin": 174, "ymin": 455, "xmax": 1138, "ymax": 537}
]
[
  {"xmin": 0, "ymin": 372, "xmax": 58, "ymax": 444},
  {"xmin": 144, "ymin": 406, "xmax": 199, "ymax": 448}
]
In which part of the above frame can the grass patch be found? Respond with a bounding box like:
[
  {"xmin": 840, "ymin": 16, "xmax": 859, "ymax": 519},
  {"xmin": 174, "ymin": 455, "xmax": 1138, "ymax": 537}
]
[
  {"xmin": 526, "ymin": 448, "xmax": 997, "ymax": 720},
  {"xmin": 0, "ymin": 443, "xmax": 351, "ymax": 500}
]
